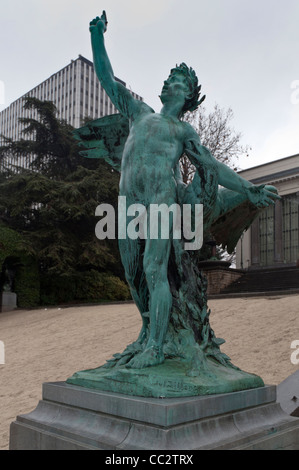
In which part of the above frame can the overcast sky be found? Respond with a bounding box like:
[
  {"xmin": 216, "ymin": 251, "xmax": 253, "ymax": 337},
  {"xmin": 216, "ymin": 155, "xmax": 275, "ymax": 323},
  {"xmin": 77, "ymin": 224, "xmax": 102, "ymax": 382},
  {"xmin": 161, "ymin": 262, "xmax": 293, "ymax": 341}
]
[{"xmin": 1, "ymin": 0, "xmax": 299, "ymax": 170}]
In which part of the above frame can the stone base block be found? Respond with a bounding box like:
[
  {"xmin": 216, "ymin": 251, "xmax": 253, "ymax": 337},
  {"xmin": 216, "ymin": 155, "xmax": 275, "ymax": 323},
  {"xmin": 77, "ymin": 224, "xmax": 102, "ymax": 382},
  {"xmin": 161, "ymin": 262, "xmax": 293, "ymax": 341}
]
[
  {"xmin": 66, "ymin": 357, "xmax": 264, "ymax": 398},
  {"xmin": 277, "ymin": 370, "xmax": 299, "ymax": 417},
  {"xmin": 0, "ymin": 292, "xmax": 17, "ymax": 313},
  {"xmin": 10, "ymin": 382, "xmax": 299, "ymax": 450}
]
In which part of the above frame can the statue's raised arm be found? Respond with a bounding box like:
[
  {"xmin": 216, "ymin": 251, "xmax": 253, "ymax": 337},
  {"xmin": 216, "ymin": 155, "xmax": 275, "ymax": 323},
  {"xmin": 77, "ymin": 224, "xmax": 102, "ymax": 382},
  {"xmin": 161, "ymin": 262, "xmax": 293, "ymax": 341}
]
[
  {"xmin": 184, "ymin": 134, "xmax": 280, "ymax": 210},
  {"xmin": 89, "ymin": 11, "xmax": 145, "ymax": 119}
]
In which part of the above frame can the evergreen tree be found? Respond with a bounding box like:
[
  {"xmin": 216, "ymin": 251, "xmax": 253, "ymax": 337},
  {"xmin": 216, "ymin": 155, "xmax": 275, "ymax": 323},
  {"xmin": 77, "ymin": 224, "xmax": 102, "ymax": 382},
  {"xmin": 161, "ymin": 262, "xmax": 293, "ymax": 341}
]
[{"xmin": 0, "ymin": 98, "xmax": 129, "ymax": 305}]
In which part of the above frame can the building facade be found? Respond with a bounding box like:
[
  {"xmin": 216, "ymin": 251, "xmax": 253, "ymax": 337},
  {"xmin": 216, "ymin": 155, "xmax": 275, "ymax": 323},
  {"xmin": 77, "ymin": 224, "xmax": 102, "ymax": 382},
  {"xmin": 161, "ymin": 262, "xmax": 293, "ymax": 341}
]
[
  {"xmin": 236, "ymin": 154, "xmax": 299, "ymax": 270},
  {"xmin": 0, "ymin": 54, "xmax": 142, "ymax": 148}
]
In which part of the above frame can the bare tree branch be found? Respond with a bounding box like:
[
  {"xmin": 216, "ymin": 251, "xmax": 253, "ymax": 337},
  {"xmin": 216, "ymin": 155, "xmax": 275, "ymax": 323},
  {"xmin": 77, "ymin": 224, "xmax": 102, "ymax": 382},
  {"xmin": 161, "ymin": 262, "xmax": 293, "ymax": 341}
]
[{"xmin": 181, "ymin": 104, "xmax": 251, "ymax": 183}]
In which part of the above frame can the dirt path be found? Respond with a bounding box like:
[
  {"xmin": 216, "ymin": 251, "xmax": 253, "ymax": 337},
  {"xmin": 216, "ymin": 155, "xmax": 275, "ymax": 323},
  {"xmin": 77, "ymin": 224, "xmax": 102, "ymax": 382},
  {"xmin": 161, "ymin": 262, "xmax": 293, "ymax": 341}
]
[{"xmin": 1, "ymin": 295, "xmax": 298, "ymax": 450}]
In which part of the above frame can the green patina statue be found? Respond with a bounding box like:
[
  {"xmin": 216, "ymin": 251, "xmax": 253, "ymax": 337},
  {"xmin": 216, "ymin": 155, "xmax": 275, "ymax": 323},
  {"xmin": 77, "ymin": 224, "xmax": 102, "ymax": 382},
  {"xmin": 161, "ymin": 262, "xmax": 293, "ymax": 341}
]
[{"xmin": 67, "ymin": 12, "xmax": 280, "ymax": 397}]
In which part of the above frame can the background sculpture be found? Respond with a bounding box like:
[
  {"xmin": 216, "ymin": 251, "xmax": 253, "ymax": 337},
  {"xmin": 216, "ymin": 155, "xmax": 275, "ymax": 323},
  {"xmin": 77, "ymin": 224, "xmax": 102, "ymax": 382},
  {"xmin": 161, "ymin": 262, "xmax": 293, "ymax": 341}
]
[{"xmin": 67, "ymin": 12, "xmax": 280, "ymax": 397}]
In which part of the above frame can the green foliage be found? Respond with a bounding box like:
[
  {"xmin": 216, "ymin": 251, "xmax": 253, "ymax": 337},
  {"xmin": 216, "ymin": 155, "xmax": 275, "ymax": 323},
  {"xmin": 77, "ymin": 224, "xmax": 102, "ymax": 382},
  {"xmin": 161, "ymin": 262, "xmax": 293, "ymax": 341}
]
[
  {"xmin": 0, "ymin": 97, "xmax": 94, "ymax": 177},
  {"xmin": 0, "ymin": 226, "xmax": 23, "ymax": 268},
  {"xmin": 40, "ymin": 271, "xmax": 131, "ymax": 305},
  {"xmin": 0, "ymin": 97, "xmax": 127, "ymax": 306},
  {"xmin": 14, "ymin": 255, "xmax": 40, "ymax": 308},
  {"xmin": 0, "ymin": 226, "xmax": 40, "ymax": 307},
  {"xmin": 75, "ymin": 270, "xmax": 131, "ymax": 303}
]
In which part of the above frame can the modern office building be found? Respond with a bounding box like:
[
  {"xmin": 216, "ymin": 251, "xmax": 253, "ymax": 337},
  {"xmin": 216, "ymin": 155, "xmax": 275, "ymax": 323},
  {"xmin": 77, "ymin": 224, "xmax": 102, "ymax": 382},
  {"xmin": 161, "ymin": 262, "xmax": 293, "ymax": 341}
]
[
  {"xmin": 236, "ymin": 154, "xmax": 299, "ymax": 269},
  {"xmin": 0, "ymin": 54, "xmax": 142, "ymax": 147}
]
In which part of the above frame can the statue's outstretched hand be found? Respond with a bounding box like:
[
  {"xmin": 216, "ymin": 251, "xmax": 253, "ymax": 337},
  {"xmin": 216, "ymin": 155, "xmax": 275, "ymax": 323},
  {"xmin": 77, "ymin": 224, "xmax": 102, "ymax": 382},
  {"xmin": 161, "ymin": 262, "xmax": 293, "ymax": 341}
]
[
  {"xmin": 89, "ymin": 11, "xmax": 108, "ymax": 34},
  {"xmin": 245, "ymin": 184, "xmax": 281, "ymax": 208}
]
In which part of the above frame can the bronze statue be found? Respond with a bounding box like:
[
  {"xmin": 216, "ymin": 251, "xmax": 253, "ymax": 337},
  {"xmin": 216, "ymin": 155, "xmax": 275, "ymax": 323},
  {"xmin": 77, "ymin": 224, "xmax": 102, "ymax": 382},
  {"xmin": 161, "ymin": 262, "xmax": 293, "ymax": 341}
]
[{"xmin": 67, "ymin": 12, "xmax": 280, "ymax": 397}]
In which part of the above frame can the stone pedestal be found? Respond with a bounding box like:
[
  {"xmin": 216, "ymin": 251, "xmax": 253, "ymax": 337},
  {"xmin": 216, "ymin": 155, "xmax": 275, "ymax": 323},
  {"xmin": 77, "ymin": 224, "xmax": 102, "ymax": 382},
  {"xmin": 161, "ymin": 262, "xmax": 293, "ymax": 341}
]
[
  {"xmin": 277, "ymin": 371, "xmax": 299, "ymax": 417},
  {"xmin": 10, "ymin": 382, "xmax": 299, "ymax": 450},
  {"xmin": 0, "ymin": 292, "xmax": 17, "ymax": 313},
  {"xmin": 198, "ymin": 261, "xmax": 243, "ymax": 295}
]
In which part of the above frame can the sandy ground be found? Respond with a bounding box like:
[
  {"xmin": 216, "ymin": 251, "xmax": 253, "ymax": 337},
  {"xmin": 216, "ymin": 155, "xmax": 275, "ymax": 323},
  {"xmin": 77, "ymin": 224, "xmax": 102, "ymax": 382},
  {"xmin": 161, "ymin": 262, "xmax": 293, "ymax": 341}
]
[{"xmin": 0, "ymin": 294, "xmax": 298, "ymax": 450}]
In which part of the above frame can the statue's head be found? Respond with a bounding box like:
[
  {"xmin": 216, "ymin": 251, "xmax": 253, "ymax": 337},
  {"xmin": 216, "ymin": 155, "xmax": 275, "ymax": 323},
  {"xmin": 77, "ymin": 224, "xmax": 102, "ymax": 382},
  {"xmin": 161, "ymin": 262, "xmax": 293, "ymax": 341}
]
[{"xmin": 160, "ymin": 63, "xmax": 205, "ymax": 116}]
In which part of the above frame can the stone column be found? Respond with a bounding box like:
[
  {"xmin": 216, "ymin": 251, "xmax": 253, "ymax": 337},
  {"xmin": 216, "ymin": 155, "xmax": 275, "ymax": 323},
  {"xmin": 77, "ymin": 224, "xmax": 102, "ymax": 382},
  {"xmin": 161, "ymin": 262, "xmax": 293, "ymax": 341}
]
[{"xmin": 274, "ymin": 200, "xmax": 283, "ymax": 264}]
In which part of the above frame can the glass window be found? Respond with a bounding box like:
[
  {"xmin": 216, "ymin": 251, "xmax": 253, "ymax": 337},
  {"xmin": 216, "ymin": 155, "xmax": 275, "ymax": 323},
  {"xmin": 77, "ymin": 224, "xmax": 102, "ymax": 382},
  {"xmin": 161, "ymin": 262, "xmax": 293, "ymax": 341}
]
[
  {"xmin": 282, "ymin": 194, "xmax": 299, "ymax": 263},
  {"xmin": 259, "ymin": 204, "xmax": 275, "ymax": 266}
]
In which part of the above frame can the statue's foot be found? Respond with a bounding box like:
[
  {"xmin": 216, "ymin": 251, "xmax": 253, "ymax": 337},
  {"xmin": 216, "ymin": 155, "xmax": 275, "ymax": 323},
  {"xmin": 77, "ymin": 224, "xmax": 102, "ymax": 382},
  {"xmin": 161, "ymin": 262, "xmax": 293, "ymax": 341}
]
[
  {"xmin": 126, "ymin": 345, "xmax": 164, "ymax": 369},
  {"xmin": 102, "ymin": 338, "xmax": 144, "ymax": 369},
  {"xmin": 103, "ymin": 353, "xmax": 132, "ymax": 369}
]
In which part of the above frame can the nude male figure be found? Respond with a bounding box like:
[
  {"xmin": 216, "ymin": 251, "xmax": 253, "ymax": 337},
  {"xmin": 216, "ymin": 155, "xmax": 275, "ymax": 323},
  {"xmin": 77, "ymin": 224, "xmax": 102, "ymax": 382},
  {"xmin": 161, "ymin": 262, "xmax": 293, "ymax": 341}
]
[{"xmin": 89, "ymin": 12, "xmax": 279, "ymax": 369}]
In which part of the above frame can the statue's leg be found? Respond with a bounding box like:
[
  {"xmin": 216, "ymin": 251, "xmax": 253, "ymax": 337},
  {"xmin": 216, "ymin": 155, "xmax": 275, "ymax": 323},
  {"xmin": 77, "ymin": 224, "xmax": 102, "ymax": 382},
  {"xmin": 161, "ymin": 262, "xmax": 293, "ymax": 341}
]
[
  {"xmin": 102, "ymin": 237, "xmax": 149, "ymax": 368},
  {"xmin": 118, "ymin": 237, "xmax": 149, "ymax": 343},
  {"xmin": 127, "ymin": 236, "xmax": 172, "ymax": 369}
]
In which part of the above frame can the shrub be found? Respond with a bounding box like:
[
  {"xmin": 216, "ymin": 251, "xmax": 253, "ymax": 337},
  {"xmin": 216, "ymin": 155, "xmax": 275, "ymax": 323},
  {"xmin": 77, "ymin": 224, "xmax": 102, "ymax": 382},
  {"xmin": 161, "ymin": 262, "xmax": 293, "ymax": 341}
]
[
  {"xmin": 14, "ymin": 256, "xmax": 40, "ymax": 308},
  {"xmin": 40, "ymin": 270, "xmax": 131, "ymax": 305}
]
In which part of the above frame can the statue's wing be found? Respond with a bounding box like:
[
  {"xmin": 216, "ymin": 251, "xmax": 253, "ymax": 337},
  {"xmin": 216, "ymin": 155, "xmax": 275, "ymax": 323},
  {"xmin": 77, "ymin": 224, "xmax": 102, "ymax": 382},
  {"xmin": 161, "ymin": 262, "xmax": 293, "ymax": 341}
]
[
  {"xmin": 73, "ymin": 113, "xmax": 129, "ymax": 172},
  {"xmin": 210, "ymin": 189, "xmax": 260, "ymax": 254},
  {"xmin": 178, "ymin": 156, "xmax": 263, "ymax": 255}
]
